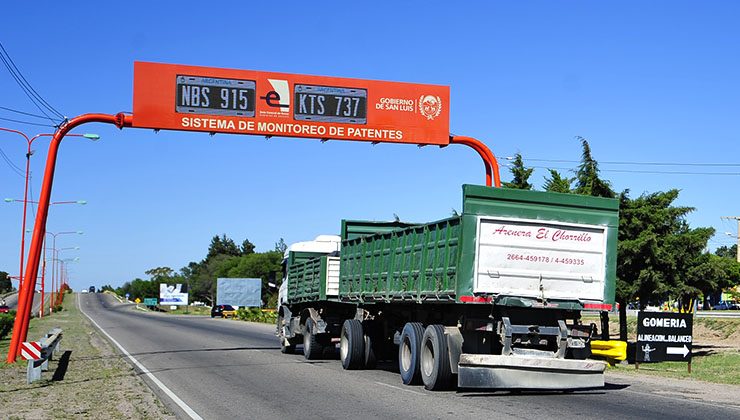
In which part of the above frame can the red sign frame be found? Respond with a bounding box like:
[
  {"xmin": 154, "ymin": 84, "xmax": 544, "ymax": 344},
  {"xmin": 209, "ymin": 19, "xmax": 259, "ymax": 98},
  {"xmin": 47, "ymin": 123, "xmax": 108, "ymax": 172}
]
[{"xmin": 132, "ymin": 62, "xmax": 450, "ymax": 145}]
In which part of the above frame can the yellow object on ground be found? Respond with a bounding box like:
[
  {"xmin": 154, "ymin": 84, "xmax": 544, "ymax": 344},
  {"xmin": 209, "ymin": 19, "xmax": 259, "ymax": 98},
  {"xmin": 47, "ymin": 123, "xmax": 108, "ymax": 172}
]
[{"xmin": 591, "ymin": 340, "xmax": 627, "ymax": 361}]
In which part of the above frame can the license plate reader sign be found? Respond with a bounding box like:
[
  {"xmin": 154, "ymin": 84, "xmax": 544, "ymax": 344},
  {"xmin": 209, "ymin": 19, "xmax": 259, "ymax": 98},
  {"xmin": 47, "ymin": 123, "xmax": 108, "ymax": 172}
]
[{"xmin": 133, "ymin": 62, "xmax": 450, "ymax": 145}]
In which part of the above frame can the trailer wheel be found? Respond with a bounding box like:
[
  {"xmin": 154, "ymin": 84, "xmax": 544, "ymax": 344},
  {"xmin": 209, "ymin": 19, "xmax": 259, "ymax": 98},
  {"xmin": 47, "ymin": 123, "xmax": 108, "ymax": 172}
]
[
  {"xmin": 420, "ymin": 324, "xmax": 453, "ymax": 390},
  {"xmin": 340, "ymin": 319, "xmax": 364, "ymax": 370},
  {"xmin": 399, "ymin": 322, "xmax": 424, "ymax": 385},
  {"xmin": 363, "ymin": 332, "xmax": 377, "ymax": 369},
  {"xmin": 303, "ymin": 319, "xmax": 324, "ymax": 360},
  {"xmin": 278, "ymin": 314, "xmax": 295, "ymax": 354}
]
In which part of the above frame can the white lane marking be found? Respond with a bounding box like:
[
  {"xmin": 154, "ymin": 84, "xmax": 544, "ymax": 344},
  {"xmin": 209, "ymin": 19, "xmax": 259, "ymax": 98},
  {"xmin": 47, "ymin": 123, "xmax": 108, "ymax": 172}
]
[
  {"xmin": 375, "ymin": 381, "xmax": 426, "ymax": 396},
  {"xmin": 78, "ymin": 294, "xmax": 203, "ymax": 420},
  {"xmin": 621, "ymin": 389, "xmax": 740, "ymax": 411}
]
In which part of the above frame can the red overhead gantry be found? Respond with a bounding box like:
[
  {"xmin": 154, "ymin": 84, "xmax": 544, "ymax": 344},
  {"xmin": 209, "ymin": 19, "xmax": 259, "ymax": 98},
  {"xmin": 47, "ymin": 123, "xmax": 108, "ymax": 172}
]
[{"xmin": 7, "ymin": 62, "xmax": 500, "ymax": 362}]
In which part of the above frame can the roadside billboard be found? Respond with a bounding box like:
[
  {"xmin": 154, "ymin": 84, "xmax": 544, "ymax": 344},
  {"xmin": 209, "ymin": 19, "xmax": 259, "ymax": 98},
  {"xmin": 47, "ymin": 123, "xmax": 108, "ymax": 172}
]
[
  {"xmin": 159, "ymin": 284, "xmax": 189, "ymax": 306},
  {"xmin": 216, "ymin": 278, "xmax": 261, "ymax": 308}
]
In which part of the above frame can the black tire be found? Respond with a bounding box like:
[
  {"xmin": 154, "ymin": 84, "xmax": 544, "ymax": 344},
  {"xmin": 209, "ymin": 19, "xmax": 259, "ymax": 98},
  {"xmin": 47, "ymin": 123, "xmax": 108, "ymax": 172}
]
[
  {"xmin": 399, "ymin": 322, "xmax": 424, "ymax": 385},
  {"xmin": 364, "ymin": 332, "xmax": 377, "ymax": 369},
  {"xmin": 362, "ymin": 320, "xmax": 379, "ymax": 369},
  {"xmin": 420, "ymin": 324, "xmax": 453, "ymax": 390},
  {"xmin": 303, "ymin": 319, "xmax": 324, "ymax": 360},
  {"xmin": 340, "ymin": 319, "xmax": 365, "ymax": 370},
  {"xmin": 281, "ymin": 339, "xmax": 297, "ymax": 354},
  {"xmin": 277, "ymin": 314, "xmax": 295, "ymax": 354}
]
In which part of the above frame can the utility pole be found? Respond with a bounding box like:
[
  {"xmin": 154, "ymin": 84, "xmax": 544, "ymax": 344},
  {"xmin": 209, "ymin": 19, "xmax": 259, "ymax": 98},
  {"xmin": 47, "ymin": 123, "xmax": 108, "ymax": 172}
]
[{"xmin": 720, "ymin": 216, "xmax": 740, "ymax": 262}]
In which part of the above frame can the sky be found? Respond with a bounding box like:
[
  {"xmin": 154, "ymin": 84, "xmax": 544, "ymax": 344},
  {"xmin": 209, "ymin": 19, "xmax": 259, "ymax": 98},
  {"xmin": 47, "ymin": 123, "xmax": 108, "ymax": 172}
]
[{"xmin": 1, "ymin": 1, "xmax": 739, "ymax": 292}]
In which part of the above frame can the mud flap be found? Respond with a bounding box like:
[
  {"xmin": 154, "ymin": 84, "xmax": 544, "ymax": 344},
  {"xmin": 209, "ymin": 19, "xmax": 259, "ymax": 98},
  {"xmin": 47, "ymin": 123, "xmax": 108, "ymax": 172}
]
[{"xmin": 457, "ymin": 354, "xmax": 606, "ymax": 389}]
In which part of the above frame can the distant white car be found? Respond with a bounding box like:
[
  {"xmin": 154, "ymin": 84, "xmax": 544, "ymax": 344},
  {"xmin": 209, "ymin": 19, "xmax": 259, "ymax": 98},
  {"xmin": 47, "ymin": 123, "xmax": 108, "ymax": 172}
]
[{"xmin": 80, "ymin": 290, "xmax": 89, "ymax": 294}]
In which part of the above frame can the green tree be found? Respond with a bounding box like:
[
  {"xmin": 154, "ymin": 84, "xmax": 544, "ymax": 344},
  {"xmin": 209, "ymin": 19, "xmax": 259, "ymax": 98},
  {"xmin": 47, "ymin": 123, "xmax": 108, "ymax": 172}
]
[
  {"xmin": 615, "ymin": 189, "xmax": 700, "ymax": 338},
  {"xmin": 663, "ymin": 225, "xmax": 715, "ymax": 312},
  {"xmin": 207, "ymin": 235, "xmax": 241, "ymax": 259},
  {"xmin": 684, "ymin": 253, "xmax": 740, "ymax": 309},
  {"xmin": 274, "ymin": 238, "xmax": 288, "ymax": 254},
  {"xmin": 715, "ymin": 244, "xmax": 738, "ymax": 260},
  {"xmin": 502, "ymin": 153, "xmax": 534, "ymax": 190},
  {"xmin": 145, "ymin": 266, "xmax": 176, "ymax": 282},
  {"xmin": 0, "ymin": 271, "xmax": 12, "ymax": 294},
  {"xmin": 542, "ymin": 169, "xmax": 574, "ymax": 193},
  {"xmin": 116, "ymin": 278, "xmax": 159, "ymax": 301},
  {"xmin": 574, "ymin": 137, "xmax": 614, "ymax": 198},
  {"xmin": 241, "ymin": 238, "xmax": 256, "ymax": 255},
  {"xmin": 188, "ymin": 254, "xmax": 240, "ymax": 305}
]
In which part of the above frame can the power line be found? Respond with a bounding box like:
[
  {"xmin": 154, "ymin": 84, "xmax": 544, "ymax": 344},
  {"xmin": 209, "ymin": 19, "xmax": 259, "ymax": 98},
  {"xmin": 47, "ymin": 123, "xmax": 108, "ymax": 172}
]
[
  {"xmin": 0, "ymin": 43, "xmax": 64, "ymax": 126},
  {"xmin": 508, "ymin": 156, "xmax": 740, "ymax": 168},
  {"xmin": 509, "ymin": 164, "xmax": 740, "ymax": 176},
  {"xmin": 0, "ymin": 42, "xmax": 65, "ymax": 120},
  {"xmin": 0, "ymin": 105, "xmax": 51, "ymax": 120},
  {"xmin": 0, "ymin": 115, "xmax": 55, "ymax": 128},
  {"xmin": 0, "ymin": 145, "xmax": 25, "ymax": 177},
  {"xmin": 0, "ymin": 53, "xmax": 57, "ymax": 124}
]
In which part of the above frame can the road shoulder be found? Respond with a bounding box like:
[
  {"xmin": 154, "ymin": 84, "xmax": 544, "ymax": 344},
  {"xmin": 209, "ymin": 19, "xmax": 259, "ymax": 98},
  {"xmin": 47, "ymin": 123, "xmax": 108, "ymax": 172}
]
[
  {"xmin": 606, "ymin": 370, "xmax": 740, "ymax": 409},
  {"xmin": 0, "ymin": 293, "xmax": 175, "ymax": 419}
]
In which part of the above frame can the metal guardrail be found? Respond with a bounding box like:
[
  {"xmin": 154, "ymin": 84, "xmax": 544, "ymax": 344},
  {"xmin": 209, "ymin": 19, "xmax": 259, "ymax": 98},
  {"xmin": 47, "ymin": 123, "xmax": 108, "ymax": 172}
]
[
  {"xmin": 26, "ymin": 327, "xmax": 63, "ymax": 384},
  {"xmin": 696, "ymin": 310, "xmax": 740, "ymax": 319}
]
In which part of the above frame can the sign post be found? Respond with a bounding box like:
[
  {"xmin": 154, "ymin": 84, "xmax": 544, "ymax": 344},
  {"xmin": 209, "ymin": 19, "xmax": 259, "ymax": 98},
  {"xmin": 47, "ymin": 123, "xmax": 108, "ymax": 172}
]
[{"xmin": 636, "ymin": 312, "xmax": 693, "ymax": 372}]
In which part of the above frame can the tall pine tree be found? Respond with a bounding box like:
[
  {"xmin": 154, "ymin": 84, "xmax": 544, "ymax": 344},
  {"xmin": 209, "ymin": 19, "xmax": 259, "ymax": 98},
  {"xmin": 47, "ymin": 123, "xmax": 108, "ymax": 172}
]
[{"xmin": 503, "ymin": 153, "xmax": 534, "ymax": 190}]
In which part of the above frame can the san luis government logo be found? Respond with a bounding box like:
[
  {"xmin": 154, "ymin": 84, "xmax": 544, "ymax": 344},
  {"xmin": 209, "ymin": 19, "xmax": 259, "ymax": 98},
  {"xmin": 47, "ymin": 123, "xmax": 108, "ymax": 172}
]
[{"xmin": 418, "ymin": 95, "xmax": 442, "ymax": 120}]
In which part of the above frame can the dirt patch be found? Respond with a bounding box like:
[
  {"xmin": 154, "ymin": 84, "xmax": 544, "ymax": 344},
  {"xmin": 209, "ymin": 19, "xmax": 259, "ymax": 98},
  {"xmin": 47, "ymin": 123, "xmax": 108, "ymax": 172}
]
[
  {"xmin": 692, "ymin": 319, "xmax": 740, "ymax": 350},
  {"xmin": 0, "ymin": 293, "xmax": 174, "ymax": 419}
]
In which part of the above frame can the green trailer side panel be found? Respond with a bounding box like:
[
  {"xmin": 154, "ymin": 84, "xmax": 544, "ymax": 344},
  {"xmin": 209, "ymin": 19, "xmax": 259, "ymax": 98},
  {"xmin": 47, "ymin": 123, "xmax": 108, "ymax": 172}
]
[
  {"xmin": 287, "ymin": 256, "xmax": 329, "ymax": 303},
  {"xmin": 459, "ymin": 185, "xmax": 619, "ymax": 304},
  {"xmin": 287, "ymin": 251, "xmax": 329, "ymax": 268},
  {"xmin": 341, "ymin": 220, "xmax": 417, "ymax": 241},
  {"xmin": 339, "ymin": 218, "xmax": 460, "ymax": 302},
  {"xmin": 338, "ymin": 184, "xmax": 619, "ymax": 306},
  {"xmin": 456, "ymin": 214, "xmax": 479, "ymax": 299},
  {"xmin": 462, "ymin": 185, "xmax": 618, "ymax": 225}
]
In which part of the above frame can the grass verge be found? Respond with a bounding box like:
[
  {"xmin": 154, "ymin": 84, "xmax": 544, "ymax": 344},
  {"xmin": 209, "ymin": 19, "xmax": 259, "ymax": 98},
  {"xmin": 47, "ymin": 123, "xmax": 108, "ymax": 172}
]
[
  {"xmin": 0, "ymin": 293, "xmax": 174, "ymax": 419},
  {"xmin": 609, "ymin": 351, "xmax": 740, "ymax": 385},
  {"xmin": 583, "ymin": 313, "xmax": 740, "ymax": 385},
  {"xmin": 157, "ymin": 305, "xmax": 211, "ymax": 316}
]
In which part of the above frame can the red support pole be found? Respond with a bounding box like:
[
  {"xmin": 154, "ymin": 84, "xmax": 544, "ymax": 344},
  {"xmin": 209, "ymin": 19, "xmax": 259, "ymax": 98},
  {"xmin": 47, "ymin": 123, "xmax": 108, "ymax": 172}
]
[
  {"xmin": 7, "ymin": 113, "xmax": 131, "ymax": 363},
  {"xmin": 449, "ymin": 136, "xmax": 501, "ymax": 187}
]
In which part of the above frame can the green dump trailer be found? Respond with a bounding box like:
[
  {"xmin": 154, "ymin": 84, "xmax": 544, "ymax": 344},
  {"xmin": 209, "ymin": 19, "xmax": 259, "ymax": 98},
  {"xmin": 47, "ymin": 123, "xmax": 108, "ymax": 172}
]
[{"xmin": 277, "ymin": 185, "xmax": 619, "ymax": 390}]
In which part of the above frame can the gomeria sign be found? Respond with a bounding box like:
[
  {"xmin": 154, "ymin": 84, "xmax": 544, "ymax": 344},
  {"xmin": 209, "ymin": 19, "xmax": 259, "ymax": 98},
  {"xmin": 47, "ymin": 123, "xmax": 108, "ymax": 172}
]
[
  {"xmin": 636, "ymin": 312, "xmax": 693, "ymax": 363},
  {"xmin": 132, "ymin": 62, "xmax": 450, "ymax": 145}
]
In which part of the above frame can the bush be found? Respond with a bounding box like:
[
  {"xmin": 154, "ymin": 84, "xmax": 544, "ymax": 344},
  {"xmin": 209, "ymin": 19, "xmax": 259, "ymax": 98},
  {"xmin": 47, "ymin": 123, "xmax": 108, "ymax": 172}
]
[
  {"xmin": 0, "ymin": 313, "xmax": 14, "ymax": 340},
  {"xmin": 235, "ymin": 307, "xmax": 278, "ymax": 324}
]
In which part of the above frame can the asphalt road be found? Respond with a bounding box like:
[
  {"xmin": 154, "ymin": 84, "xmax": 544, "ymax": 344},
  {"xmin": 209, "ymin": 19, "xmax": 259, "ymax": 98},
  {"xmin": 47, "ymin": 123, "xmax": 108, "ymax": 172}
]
[
  {"xmin": 79, "ymin": 293, "xmax": 740, "ymax": 420},
  {"xmin": 4, "ymin": 291, "xmax": 48, "ymax": 316}
]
